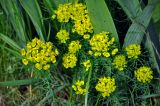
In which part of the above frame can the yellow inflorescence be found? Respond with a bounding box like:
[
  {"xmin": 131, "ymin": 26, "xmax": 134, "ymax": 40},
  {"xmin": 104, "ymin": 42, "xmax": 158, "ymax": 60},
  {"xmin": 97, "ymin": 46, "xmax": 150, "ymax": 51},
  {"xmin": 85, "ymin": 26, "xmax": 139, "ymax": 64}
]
[
  {"xmin": 125, "ymin": 44, "xmax": 141, "ymax": 59},
  {"xmin": 111, "ymin": 48, "xmax": 118, "ymax": 56},
  {"xmin": 72, "ymin": 80, "xmax": 86, "ymax": 95},
  {"xmin": 21, "ymin": 38, "xmax": 59, "ymax": 71},
  {"xmin": 54, "ymin": 3, "xmax": 93, "ymax": 36},
  {"xmin": 68, "ymin": 40, "xmax": 82, "ymax": 54},
  {"xmin": 62, "ymin": 53, "xmax": 77, "ymax": 68},
  {"xmin": 134, "ymin": 66, "xmax": 153, "ymax": 83},
  {"xmin": 95, "ymin": 77, "xmax": 116, "ymax": 97},
  {"xmin": 83, "ymin": 34, "xmax": 90, "ymax": 39},
  {"xmin": 56, "ymin": 29, "xmax": 70, "ymax": 43},
  {"xmin": 89, "ymin": 32, "xmax": 115, "ymax": 57},
  {"xmin": 54, "ymin": 3, "xmax": 72, "ymax": 23},
  {"xmin": 83, "ymin": 60, "xmax": 91, "ymax": 71},
  {"xmin": 112, "ymin": 55, "xmax": 127, "ymax": 71}
]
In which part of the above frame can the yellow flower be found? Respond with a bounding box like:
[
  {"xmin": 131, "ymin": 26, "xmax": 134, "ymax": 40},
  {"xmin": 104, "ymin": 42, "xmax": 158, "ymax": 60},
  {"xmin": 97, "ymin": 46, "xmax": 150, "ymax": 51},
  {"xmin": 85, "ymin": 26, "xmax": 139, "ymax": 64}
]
[
  {"xmin": 55, "ymin": 3, "xmax": 72, "ymax": 22},
  {"xmin": 21, "ymin": 48, "xmax": 26, "ymax": 56},
  {"xmin": 35, "ymin": 63, "xmax": 42, "ymax": 70},
  {"xmin": 71, "ymin": 3, "xmax": 93, "ymax": 35},
  {"xmin": 83, "ymin": 60, "xmax": 91, "ymax": 71},
  {"xmin": 22, "ymin": 59, "xmax": 28, "ymax": 65},
  {"xmin": 43, "ymin": 64, "xmax": 50, "ymax": 71},
  {"xmin": 94, "ymin": 52, "xmax": 101, "ymax": 57},
  {"xmin": 89, "ymin": 32, "xmax": 115, "ymax": 57},
  {"xmin": 54, "ymin": 3, "xmax": 93, "ymax": 35},
  {"xmin": 111, "ymin": 48, "xmax": 118, "ymax": 56},
  {"xmin": 125, "ymin": 44, "xmax": 141, "ymax": 59},
  {"xmin": 103, "ymin": 52, "xmax": 110, "ymax": 58},
  {"xmin": 56, "ymin": 29, "xmax": 70, "ymax": 43},
  {"xmin": 95, "ymin": 77, "xmax": 116, "ymax": 97},
  {"xmin": 83, "ymin": 34, "xmax": 90, "ymax": 39},
  {"xmin": 134, "ymin": 66, "xmax": 153, "ymax": 83},
  {"xmin": 72, "ymin": 80, "xmax": 86, "ymax": 95},
  {"xmin": 112, "ymin": 55, "xmax": 127, "ymax": 71},
  {"xmin": 68, "ymin": 40, "xmax": 82, "ymax": 54},
  {"xmin": 88, "ymin": 50, "xmax": 93, "ymax": 55},
  {"xmin": 62, "ymin": 53, "xmax": 77, "ymax": 68},
  {"xmin": 21, "ymin": 38, "xmax": 58, "ymax": 71}
]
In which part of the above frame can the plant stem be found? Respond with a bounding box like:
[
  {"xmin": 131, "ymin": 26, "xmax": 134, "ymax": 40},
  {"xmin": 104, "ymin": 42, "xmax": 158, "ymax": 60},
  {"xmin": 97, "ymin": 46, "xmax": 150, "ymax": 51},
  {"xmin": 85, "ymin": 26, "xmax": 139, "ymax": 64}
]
[{"xmin": 85, "ymin": 67, "xmax": 92, "ymax": 106}]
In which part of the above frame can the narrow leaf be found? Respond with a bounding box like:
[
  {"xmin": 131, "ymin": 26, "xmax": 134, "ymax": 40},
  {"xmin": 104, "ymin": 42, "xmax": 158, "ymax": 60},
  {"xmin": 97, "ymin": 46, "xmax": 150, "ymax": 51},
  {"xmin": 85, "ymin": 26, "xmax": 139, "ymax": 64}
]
[
  {"xmin": 19, "ymin": 0, "xmax": 46, "ymax": 41},
  {"xmin": 0, "ymin": 79, "xmax": 39, "ymax": 87},
  {"xmin": 0, "ymin": 33, "xmax": 21, "ymax": 50},
  {"xmin": 0, "ymin": 0, "xmax": 27, "ymax": 43}
]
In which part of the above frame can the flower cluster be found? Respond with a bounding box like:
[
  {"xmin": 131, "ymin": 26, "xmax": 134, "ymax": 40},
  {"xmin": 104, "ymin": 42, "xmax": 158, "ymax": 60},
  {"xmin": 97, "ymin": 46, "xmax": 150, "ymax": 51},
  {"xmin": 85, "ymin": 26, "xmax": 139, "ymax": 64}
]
[
  {"xmin": 54, "ymin": 3, "xmax": 93, "ymax": 36},
  {"xmin": 83, "ymin": 60, "xmax": 91, "ymax": 71},
  {"xmin": 89, "ymin": 32, "xmax": 117, "ymax": 57},
  {"xmin": 134, "ymin": 66, "xmax": 153, "ymax": 83},
  {"xmin": 112, "ymin": 55, "xmax": 127, "ymax": 71},
  {"xmin": 56, "ymin": 29, "xmax": 70, "ymax": 43},
  {"xmin": 21, "ymin": 38, "xmax": 59, "ymax": 71},
  {"xmin": 125, "ymin": 44, "xmax": 141, "ymax": 59},
  {"xmin": 54, "ymin": 3, "xmax": 72, "ymax": 23},
  {"xmin": 72, "ymin": 80, "xmax": 86, "ymax": 95},
  {"xmin": 95, "ymin": 77, "xmax": 116, "ymax": 97},
  {"xmin": 62, "ymin": 53, "xmax": 77, "ymax": 69},
  {"xmin": 62, "ymin": 40, "xmax": 81, "ymax": 68},
  {"xmin": 68, "ymin": 40, "xmax": 82, "ymax": 53}
]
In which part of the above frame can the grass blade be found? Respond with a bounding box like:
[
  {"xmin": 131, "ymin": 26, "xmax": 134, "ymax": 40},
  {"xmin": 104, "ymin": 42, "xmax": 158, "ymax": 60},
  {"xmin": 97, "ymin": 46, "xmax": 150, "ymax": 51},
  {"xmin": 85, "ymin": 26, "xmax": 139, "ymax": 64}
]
[
  {"xmin": 0, "ymin": 0, "xmax": 27, "ymax": 43},
  {"xmin": 0, "ymin": 79, "xmax": 39, "ymax": 87},
  {"xmin": 19, "ymin": 0, "xmax": 46, "ymax": 41},
  {"xmin": 85, "ymin": 0, "xmax": 119, "ymax": 43},
  {"xmin": 0, "ymin": 33, "xmax": 21, "ymax": 50},
  {"xmin": 116, "ymin": 0, "xmax": 142, "ymax": 20}
]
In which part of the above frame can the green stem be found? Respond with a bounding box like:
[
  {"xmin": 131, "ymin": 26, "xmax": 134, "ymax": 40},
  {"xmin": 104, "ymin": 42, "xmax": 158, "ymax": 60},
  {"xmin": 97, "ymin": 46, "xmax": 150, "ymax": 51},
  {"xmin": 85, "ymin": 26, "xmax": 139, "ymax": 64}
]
[
  {"xmin": 95, "ymin": 94, "xmax": 101, "ymax": 106},
  {"xmin": 85, "ymin": 67, "xmax": 92, "ymax": 106}
]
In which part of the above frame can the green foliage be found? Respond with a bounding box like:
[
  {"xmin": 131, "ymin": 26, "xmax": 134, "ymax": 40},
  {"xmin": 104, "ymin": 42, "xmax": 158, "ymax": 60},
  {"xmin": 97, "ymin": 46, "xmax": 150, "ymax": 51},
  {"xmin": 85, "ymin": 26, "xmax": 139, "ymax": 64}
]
[
  {"xmin": 0, "ymin": 0, "xmax": 160, "ymax": 105},
  {"xmin": 0, "ymin": 0, "xmax": 27, "ymax": 44},
  {"xmin": 19, "ymin": 0, "xmax": 46, "ymax": 41},
  {"xmin": 85, "ymin": 0, "xmax": 119, "ymax": 43}
]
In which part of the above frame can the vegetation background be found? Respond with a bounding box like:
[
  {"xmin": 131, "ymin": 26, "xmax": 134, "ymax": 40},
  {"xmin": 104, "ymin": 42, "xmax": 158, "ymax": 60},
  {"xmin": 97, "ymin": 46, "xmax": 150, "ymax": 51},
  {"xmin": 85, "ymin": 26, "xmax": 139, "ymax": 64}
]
[{"xmin": 0, "ymin": 0, "xmax": 160, "ymax": 105}]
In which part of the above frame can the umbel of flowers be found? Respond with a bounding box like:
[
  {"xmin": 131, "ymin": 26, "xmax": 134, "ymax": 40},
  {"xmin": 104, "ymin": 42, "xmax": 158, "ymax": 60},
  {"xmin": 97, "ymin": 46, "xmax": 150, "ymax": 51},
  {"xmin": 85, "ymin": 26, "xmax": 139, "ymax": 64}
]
[
  {"xmin": 21, "ymin": 38, "xmax": 59, "ymax": 71},
  {"xmin": 20, "ymin": 2, "xmax": 154, "ymax": 101},
  {"xmin": 54, "ymin": 3, "xmax": 93, "ymax": 37}
]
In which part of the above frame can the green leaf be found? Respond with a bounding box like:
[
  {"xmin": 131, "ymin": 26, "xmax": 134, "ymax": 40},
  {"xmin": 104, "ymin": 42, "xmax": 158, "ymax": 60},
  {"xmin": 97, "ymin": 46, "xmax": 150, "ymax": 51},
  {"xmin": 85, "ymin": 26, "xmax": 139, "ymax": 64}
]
[
  {"xmin": 0, "ymin": 33, "xmax": 21, "ymax": 50},
  {"xmin": 85, "ymin": 0, "xmax": 119, "ymax": 43},
  {"xmin": 152, "ymin": 1, "xmax": 160, "ymax": 23},
  {"xmin": 19, "ymin": 0, "xmax": 46, "ymax": 41},
  {"xmin": 116, "ymin": 0, "xmax": 142, "ymax": 20},
  {"xmin": 138, "ymin": 93, "xmax": 160, "ymax": 99},
  {"xmin": 0, "ymin": 79, "xmax": 39, "ymax": 87},
  {"xmin": 0, "ymin": 0, "xmax": 27, "ymax": 43},
  {"xmin": 0, "ymin": 44, "xmax": 21, "ymax": 58},
  {"xmin": 123, "ymin": 2, "xmax": 156, "ymax": 47}
]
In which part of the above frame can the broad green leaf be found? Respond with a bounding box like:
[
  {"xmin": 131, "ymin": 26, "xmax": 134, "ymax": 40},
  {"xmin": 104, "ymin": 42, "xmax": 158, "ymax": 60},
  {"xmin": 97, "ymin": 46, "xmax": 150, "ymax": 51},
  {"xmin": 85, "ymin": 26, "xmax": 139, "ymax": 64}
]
[
  {"xmin": 116, "ymin": 0, "xmax": 142, "ymax": 20},
  {"xmin": 144, "ymin": 33, "xmax": 160, "ymax": 73},
  {"xmin": 0, "ymin": 0, "xmax": 27, "ymax": 43},
  {"xmin": 0, "ymin": 79, "xmax": 39, "ymax": 87},
  {"xmin": 0, "ymin": 33, "xmax": 21, "ymax": 50},
  {"xmin": 19, "ymin": 0, "xmax": 46, "ymax": 41},
  {"xmin": 123, "ymin": 3, "xmax": 155, "ymax": 46},
  {"xmin": 85, "ymin": 0, "xmax": 119, "ymax": 43},
  {"xmin": 152, "ymin": 1, "xmax": 160, "ymax": 23}
]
